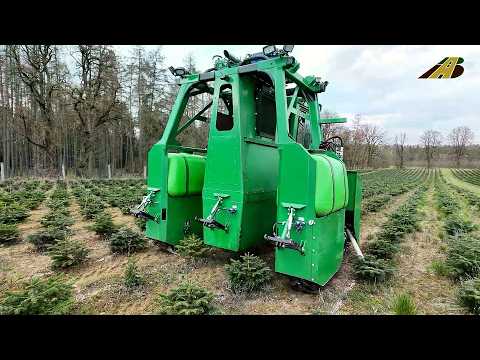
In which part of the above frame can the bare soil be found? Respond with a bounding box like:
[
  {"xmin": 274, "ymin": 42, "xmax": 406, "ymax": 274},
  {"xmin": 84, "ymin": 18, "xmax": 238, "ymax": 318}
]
[{"xmin": 0, "ymin": 189, "xmax": 54, "ymax": 286}]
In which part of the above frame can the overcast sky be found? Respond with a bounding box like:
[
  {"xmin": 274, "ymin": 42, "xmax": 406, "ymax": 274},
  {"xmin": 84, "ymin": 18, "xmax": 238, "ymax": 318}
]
[{"xmin": 114, "ymin": 45, "xmax": 480, "ymax": 145}]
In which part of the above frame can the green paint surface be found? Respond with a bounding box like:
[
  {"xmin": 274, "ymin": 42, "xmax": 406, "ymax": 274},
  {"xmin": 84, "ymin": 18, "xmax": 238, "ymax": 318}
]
[
  {"xmin": 313, "ymin": 154, "xmax": 348, "ymax": 216},
  {"xmin": 167, "ymin": 153, "xmax": 205, "ymax": 196},
  {"xmin": 142, "ymin": 52, "xmax": 362, "ymax": 286}
]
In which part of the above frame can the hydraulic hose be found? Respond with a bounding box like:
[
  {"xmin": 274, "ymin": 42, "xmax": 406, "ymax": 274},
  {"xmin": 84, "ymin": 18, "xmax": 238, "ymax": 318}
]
[
  {"xmin": 223, "ymin": 50, "xmax": 241, "ymax": 64},
  {"xmin": 323, "ymin": 136, "xmax": 344, "ymax": 147}
]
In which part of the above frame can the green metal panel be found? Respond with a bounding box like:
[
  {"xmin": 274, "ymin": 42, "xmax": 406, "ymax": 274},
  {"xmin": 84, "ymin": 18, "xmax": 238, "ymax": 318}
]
[
  {"xmin": 265, "ymin": 62, "xmax": 351, "ymax": 287},
  {"xmin": 275, "ymin": 209, "xmax": 345, "ymax": 286},
  {"xmin": 346, "ymin": 171, "xmax": 362, "ymax": 242},
  {"xmin": 202, "ymin": 73, "xmax": 279, "ymax": 251},
  {"xmin": 273, "ymin": 142, "xmax": 347, "ymax": 286},
  {"xmin": 138, "ymin": 49, "xmax": 361, "ymax": 288},
  {"xmin": 202, "ymin": 76, "xmax": 243, "ymax": 250},
  {"xmin": 142, "ymin": 81, "xmax": 206, "ymax": 246},
  {"xmin": 240, "ymin": 141, "xmax": 278, "ymax": 250}
]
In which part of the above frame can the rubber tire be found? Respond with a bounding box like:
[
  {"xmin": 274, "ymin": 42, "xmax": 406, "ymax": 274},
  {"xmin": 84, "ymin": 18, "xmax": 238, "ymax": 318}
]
[
  {"xmin": 289, "ymin": 278, "xmax": 321, "ymax": 294},
  {"xmin": 152, "ymin": 240, "xmax": 175, "ymax": 254}
]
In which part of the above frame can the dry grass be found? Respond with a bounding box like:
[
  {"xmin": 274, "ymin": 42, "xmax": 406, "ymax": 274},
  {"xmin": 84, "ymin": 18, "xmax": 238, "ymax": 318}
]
[
  {"xmin": 360, "ymin": 190, "xmax": 415, "ymax": 248},
  {"xmin": 0, "ymin": 189, "xmax": 54, "ymax": 286},
  {"xmin": 340, "ymin": 186, "xmax": 466, "ymax": 315},
  {"xmin": 108, "ymin": 207, "xmax": 139, "ymax": 230},
  {"xmin": 1, "ymin": 180, "xmax": 472, "ymax": 315},
  {"xmin": 1, "ymin": 185, "xmax": 420, "ymax": 315},
  {"xmin": 442, "ymin": 168, "xmax": 480, "ymax": 196}
]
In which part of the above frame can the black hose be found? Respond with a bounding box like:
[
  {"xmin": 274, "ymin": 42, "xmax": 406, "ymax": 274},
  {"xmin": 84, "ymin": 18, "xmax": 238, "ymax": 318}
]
[
  {"xmin": 319, "ymin": 136, "xmax": 343, "ymax": 151},
  {"xmin": 242, "ymin": 54, "xmax": 268, "ymax": 64},
  {"xmin": 223, "ymin": 50, "xmax": 240, "ymax": 64},
  {"xmin": 323, "ymin": 136, "xmax": 343, "ymax": 147}
]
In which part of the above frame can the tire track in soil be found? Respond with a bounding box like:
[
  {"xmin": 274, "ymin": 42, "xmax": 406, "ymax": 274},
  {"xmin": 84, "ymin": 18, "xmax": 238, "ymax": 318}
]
[{"xmin": 0, "ymin": 186, "xmax": 56, "ymax": 284}]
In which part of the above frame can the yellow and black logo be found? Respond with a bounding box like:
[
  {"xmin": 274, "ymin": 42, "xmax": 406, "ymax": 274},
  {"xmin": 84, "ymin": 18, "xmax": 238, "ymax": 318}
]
[{"xmin": 419, "ymin": 57, "xmax": 464, "ymax": 79}]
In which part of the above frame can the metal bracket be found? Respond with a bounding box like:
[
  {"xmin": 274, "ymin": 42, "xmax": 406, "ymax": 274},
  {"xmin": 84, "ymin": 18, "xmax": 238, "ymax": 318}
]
[
  {"xmin": 196, "ymin": 194, "xmax": 230, "ymax": 232},
  {"xmin": 295, "ymin": 217, "xmax": 306, "ymax": 232},
  {"xmin": 131, "ymin": 189, "xmax": 160, "ymax": 222},
  {"xmin": 264, "ymin": 206, "xmax": 305, "ymax": 254},
  {"xmin": 264, "ymin": 235, "xmax": 304, "ymax": 253}
]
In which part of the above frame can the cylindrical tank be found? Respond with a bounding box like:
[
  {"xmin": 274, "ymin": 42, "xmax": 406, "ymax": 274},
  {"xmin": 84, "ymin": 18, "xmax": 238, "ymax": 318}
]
[
  {"xmin": 167, "ymin": 153, "xmax": 206, "ymax": 197},
  {"xmin": 312, "ymin": 153, "xmax": 349, "ymax": 217}
]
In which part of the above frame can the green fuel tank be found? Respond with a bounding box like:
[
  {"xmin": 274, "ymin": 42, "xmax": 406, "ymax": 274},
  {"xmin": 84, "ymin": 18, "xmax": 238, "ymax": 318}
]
[{"xmin": 313, "ymin": 154, "xmax": 349, "ymax": 217}]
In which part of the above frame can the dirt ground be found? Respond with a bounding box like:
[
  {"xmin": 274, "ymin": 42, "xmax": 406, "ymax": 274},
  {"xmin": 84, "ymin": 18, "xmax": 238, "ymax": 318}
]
[
  {"xmin": 1, "ymin": 187, "xmax": 414, "ymax": 315},
  {"xmin": 0, "ymin": 188, "xmax": 55, "ymax": 287},
  {"xmin": 340, "ymin": 183, "xmax": 468, "ymax": 315},
  {"xmin": 0, "ymin": 178, "xmax": 473, "ymax": 315}
]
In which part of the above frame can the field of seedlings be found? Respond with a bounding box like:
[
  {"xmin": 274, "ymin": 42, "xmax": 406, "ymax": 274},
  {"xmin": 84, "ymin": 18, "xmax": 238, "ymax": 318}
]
[{"xmin": 1, "ymin": 168, "xmax": 480, "ymax": 315}]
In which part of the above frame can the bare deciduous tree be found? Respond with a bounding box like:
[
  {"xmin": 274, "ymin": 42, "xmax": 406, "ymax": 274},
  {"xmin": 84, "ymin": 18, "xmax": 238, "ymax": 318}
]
[
  {"xmin": 420, "ymin": 129, "xmax": 442, "ymax": 169},
  {"xmin": 362, "ymin": 123, "xmax": 386, "ymax": 168},
  {"xmin": 70, "ymin": 45, "xmax": 121, "ymax": 175},
  {"xmin": 448, "ymin": 126, "xmax": 474, "ymax": 167},
  {"xmin": 394, "ymin": 132, "xmax": 407, "ymax": 168},
  {"xmin": 320, "ymin": 109, "xmax": 341, "ymax": 140},
  {"xmin": 345, "ymin": 114, "xmax": 365, "ymax": 169},
  {"xmin": 9, "ymin": 45, "xmax": 64, "ymax": 174},
  {"xmin": 2, "ymin": 44, "xmax": 480, "ymax": 177}
]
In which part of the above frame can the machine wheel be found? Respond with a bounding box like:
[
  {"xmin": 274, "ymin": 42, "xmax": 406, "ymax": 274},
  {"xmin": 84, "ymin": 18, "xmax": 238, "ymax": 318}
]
[
  {"xmin": 289, "ymin": 278, "xmax": 321, "ymax": 294},
  {"xmin": 152, "ymin": 240, "xmax": 176, "ymax": 254}
]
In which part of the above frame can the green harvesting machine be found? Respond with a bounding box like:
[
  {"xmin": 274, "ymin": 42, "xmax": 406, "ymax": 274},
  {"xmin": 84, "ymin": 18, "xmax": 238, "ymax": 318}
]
[{"xmin": 132, "ymin": 45, "xmax": 363, "ymax": 290}]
